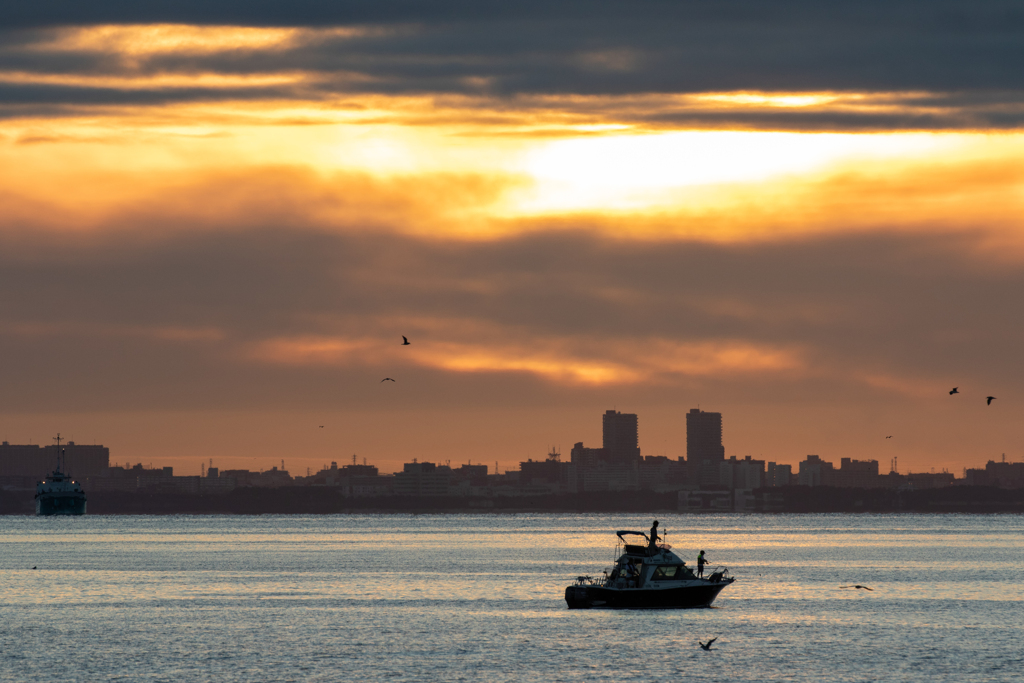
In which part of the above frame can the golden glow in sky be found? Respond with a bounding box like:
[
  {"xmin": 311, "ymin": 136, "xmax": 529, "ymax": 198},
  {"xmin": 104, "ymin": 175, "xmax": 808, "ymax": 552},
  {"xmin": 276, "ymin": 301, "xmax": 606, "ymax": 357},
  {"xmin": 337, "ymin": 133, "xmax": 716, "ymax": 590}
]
[
  {"xmin": 5, "ymin": 107, "xmax": 1023, "ymax": 246},
  {"xmin": 514, "ymin": 130, "xmax": 953, "ymax": 212},
  {"xmin": 3, "ymin": 20, "xmax": 1024, "ymax": 474}
]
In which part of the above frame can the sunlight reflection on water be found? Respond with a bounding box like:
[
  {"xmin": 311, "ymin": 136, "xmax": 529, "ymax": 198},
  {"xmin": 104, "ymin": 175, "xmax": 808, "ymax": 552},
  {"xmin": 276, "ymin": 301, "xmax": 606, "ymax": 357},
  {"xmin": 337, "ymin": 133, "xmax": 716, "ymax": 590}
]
[{"xmin": 1, "ymin": 513, "xmax": 1022, "ymax": 681}]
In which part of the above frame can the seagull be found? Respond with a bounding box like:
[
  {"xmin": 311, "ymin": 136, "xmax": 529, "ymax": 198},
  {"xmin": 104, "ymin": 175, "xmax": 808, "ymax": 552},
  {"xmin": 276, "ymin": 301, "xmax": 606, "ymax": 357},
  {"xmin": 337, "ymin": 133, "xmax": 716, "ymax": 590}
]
[
  {"xmin": 699, "ymin": 637, "xmax": 718, "ymax": 651},
  {"xmin": 987, "ymin": 396, "xmax": 996, "ymax": 405},
  {"xmin": 840, "ymin": 585, "xmax": 873, "ymax": 591},
  {"xmin": 382, "ymin": 378, "xmax": 396, "ymax": 382},
  {"xmin": 949, "ymin": 387, "xmax": 959, "ymax": 395},
  {"xmin": 886, "ymin": 435, "xmax": 892, "ymax": 439},
  {"xmin": 402, "ymin": 336, "xmax": 410, "ymax": 345}
]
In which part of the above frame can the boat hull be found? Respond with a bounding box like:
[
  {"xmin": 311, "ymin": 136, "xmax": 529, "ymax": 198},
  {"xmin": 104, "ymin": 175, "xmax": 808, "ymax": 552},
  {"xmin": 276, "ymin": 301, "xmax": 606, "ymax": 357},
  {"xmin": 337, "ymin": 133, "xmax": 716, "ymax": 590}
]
[
  {"xmin": 565, "ymin": 581, "xmax": 731, "ymax": 609},
  {"xmin": 36, "ymin": 494, "xmax": 87, "ymax": 516}
]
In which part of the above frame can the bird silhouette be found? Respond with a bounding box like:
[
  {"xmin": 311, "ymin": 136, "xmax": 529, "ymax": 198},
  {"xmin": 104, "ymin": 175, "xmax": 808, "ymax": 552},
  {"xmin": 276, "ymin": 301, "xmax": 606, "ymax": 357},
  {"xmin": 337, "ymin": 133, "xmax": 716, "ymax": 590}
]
[
  {"xmin": 699, "ymin": 637, "xmax": 718, "ymax": 651},
  {"xmin": 319, "ymin": 426, "xmax": 324, "ymax": 428},
  {"xmin": 950, "ymin": 387, "xmax": 959, "ymax": 395},
  {"xmin": 987, "ymin": 396, "xmax": 996, "ymax": 405},
  {"xmin": 840, "ymin": 585, "xmax": 873, "ymax": 591},
  {"xmin": 402, "ymin": 336, "xmax": 410, "ymax": 345},
  {"xmin": 886, "ymin": 435, "xmax": 892, "ymax": 439},
  {"xmin": 382, "ymin": 378, "xmax": 396, "ymax": 382}
]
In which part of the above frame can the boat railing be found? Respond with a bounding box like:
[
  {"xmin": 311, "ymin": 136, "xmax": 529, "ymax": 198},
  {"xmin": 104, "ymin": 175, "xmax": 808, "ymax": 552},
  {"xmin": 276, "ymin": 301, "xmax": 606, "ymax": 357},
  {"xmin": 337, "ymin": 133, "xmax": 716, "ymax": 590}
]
[
  {"xmin": 704, "ymin": 567, "xmax": 732, "ymax": 583},
  {"xmin": 572, "ymin": 575, "xmax": 602, "ymax": 587}
]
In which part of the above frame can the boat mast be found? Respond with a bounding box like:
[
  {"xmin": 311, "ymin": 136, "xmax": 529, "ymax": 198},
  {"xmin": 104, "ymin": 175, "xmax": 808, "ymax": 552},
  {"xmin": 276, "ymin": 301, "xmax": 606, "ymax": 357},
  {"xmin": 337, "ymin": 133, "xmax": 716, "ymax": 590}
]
[{"xmin": 53, "ymin": 433, "xmax": 62, "ymax": 473}]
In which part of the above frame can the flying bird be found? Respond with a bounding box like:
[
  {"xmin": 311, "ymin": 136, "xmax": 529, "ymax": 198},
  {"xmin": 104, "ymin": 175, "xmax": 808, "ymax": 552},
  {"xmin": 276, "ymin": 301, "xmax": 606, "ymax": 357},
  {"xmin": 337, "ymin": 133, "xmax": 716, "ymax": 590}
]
[
  {"xmin": 950, "ymin": 387, "xmax": 959, "ymax": 395},
  {"xmin": 699, "ymin": 637, "xmax": 718, "ymax": 651},
  {"xmin": 840, "ymin": 585, "xmax": 873, "ymax": 591},
  {"xmin": 319, "ymin": 426, "xmax": 324, "ymax": 428},
  {"xmin": 382, "ymin": 378, "xmax": 396, "ymax": 382},
  {"xmin": 987, "ymin": 396, "xmax": 996, "ymax": 405},
  {"xmin": 886, "ymin": 435, "xmax": 892, "ymax": 439},
  {"xmin": 402, "ymin": 336, "xmax": 410, "ymax": 345}
]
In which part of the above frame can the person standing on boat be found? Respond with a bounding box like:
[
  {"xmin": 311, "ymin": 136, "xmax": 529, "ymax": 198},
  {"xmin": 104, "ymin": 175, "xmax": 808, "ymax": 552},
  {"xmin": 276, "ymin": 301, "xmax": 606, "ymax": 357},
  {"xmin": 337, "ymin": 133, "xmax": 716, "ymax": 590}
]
[
  {"xmin": 648, "ymin": 520, "xmax": 661, "ymax": 551},
  {"xmin": 697, "ymin": 550, "xmax": 708, "ymax": 578}
]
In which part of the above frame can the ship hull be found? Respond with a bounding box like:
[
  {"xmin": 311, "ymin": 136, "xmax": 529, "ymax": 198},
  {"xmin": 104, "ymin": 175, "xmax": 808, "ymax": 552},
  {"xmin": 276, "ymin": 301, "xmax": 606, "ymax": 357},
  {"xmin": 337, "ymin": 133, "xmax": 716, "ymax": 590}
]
[
  {"xmin": 36, "ymin": 494, "xmax": 87, "ymax": 516},
  {"xmin": 565, "ymin": 581, "xmax": 731, "ymax": 609}
]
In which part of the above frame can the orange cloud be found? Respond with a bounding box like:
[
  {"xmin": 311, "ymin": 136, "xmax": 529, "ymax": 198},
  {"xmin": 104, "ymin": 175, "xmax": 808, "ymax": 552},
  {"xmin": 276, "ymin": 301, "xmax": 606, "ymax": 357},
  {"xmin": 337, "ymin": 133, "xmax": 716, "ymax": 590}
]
[
  {"xmin": 245, "ymin": 336, "xmax": 380, "ymax": 366},
  {"xmin": 28, "ymin": 24, "xmax": 368, "ymax": 58},
  {"xmin": 245, "ymin": 332, "xmax": 804, "ymax": 386},
  {"xmin": 3, "ymin": 93, "xmax": 1024, "ymax": 251}
]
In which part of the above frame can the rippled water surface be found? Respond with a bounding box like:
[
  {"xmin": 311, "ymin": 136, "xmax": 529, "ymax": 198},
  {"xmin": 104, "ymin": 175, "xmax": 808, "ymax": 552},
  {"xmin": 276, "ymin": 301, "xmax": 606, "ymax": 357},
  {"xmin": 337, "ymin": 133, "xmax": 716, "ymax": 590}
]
[{"xmin": 2, "ymin": 513, "xmax": 1023, "ymax": 682}]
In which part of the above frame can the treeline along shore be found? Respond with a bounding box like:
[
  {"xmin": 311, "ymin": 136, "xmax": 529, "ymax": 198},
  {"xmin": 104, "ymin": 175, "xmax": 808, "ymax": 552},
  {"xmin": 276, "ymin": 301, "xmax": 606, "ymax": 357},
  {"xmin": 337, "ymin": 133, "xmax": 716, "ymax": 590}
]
[{"xmin": 3, "ymin": 486, "xmax": 1024, "ymax": 515}]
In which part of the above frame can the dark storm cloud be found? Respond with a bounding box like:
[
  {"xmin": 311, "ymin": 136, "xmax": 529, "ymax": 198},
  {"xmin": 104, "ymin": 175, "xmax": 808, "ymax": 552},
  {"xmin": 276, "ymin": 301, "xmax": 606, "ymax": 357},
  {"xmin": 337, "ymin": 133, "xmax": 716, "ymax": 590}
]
[
  {"xmin": 2, "ymin": 1, "xmax": 1024, "ymax": 128},
  {"xmin": 0, "ymin": 83, "xmax": 309, "ymax": 107},
  {"xmin": 1, "ymin": 225, "xmax": 1021, "ymax": 411}
]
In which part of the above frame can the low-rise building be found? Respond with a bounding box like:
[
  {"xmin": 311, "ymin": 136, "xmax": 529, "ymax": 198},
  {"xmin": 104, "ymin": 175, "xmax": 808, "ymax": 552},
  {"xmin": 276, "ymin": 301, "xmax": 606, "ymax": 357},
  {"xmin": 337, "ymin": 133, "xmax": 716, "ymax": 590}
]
[
  {"xmin": 965, "ymin": 458, "xmax": 1024, "ymax": 488},
  {"xmin": 520, "ymin": 452, "xmax": 565, "ymax": 488},
  {"xmin": 567, "ymin": 442, "xmax": 639, "ymax": 492},
  {"xmin": 720, "ymin": 456, "xmax": 765, "ymax": 490},
  {"xmin": 393, "ymin": 461, "xmax": 452, "ymax": 496},
  {"xmin": 637, "ymin": 455, "xmax": 688, "ymax": 491},
  {"xmin": 1, "ymin": 441, "xmax": 109, "ymax": 480},
  {"xmin": 835, "ymin": 458, "xmax": 882, "ymax": 488},
  {"xmin": 798, "ymin": 455, "xmax": 834, "ymax": 487},
  {"xmin": 678, "ymin": 489, "xmax": 733, "ymax": 511},
  {"xmin": 346, "ymin": 475, "xmax": 393, "ymax": 497}
]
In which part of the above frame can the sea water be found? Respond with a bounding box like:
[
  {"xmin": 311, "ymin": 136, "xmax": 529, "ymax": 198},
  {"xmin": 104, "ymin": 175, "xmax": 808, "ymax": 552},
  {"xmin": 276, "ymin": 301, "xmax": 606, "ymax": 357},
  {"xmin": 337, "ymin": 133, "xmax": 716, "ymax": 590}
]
[{"xmin": 1, "ymin": 513, "xmax": 1022, "ymax": 682}]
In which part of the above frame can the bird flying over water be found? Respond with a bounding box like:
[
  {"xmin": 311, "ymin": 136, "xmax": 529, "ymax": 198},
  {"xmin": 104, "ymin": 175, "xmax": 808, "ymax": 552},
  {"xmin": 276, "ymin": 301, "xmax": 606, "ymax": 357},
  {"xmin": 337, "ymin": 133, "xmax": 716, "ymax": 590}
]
[
  {"xmin": 950, "ymin": 387, "xmax": 959, "ymax": 395},
  {"xmin": 840, "ymin": 585, "xmax": 873, "ymax": 591},
  {"xmin": 699, "ymin": 637, "xmax": 718, "ymax": 651},
  {"xmin": 382, "ymin": 378, "xmax": 396, "ymax": 382},
  {"xmin": 402, "ymin": 336, "xmax": 410, "ymax": 345},
  {"xmin": 987, "ymin": 396, "xmax": 996, "ymax": 405}
]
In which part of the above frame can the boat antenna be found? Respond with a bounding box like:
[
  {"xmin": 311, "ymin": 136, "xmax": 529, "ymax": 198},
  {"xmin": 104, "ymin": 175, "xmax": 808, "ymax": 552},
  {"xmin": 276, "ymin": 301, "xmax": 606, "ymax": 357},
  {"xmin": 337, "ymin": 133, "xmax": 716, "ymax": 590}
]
[{"xmin": 53, "ymin": 433, "xmax": 62, "ymax": 472}]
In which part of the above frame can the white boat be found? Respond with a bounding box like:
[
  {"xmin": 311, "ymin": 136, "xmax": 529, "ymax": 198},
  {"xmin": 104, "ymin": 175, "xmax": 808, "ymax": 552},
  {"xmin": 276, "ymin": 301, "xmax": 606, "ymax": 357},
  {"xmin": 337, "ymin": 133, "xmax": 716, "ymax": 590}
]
[{"xmin": 565, "ymin": 530, "xmax": 734, "ymax": 609}]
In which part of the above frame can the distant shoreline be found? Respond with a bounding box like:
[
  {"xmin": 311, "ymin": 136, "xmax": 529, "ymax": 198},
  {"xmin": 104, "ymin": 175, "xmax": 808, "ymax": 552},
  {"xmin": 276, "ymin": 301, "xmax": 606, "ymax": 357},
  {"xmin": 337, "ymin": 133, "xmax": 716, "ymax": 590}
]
[{"xmin": 3, "ymin": 486, "xmax": 1024, "ymax": 515}]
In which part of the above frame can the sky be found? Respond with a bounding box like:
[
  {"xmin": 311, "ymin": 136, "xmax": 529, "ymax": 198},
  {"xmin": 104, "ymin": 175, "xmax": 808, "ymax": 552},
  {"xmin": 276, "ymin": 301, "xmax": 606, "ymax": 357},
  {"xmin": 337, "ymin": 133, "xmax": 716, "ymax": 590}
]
[{"xmin": 2, "ymin": 1, "xmax": 1024, "ymax": 476}]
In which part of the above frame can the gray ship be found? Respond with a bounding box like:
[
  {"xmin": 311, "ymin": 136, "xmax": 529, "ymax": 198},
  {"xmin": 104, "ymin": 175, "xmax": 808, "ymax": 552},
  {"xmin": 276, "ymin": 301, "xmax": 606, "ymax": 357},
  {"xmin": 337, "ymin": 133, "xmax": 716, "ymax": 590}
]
[{"xmin": 35, "ymin": 434, "xmax": 87, "ymax": 516}]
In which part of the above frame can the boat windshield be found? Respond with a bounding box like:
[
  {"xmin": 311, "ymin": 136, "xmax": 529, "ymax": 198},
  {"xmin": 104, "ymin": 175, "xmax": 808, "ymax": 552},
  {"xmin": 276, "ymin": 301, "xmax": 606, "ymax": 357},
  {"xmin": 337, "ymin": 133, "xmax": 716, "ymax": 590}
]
[{"xmin": 650, "ymin": 564, "xmax": 697, "ymax": 581}]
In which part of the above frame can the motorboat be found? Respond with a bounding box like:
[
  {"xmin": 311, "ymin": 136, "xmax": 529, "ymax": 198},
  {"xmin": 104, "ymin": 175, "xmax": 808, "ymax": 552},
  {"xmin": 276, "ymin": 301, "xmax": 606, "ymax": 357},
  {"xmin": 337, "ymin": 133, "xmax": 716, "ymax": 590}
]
[
  {"xmin": 35, "ymin": 434, "xmax": 87, "ymax": 516},
  {"xmin": 565, "ymin": 530, "xmax": 733, "ymax": 609}
]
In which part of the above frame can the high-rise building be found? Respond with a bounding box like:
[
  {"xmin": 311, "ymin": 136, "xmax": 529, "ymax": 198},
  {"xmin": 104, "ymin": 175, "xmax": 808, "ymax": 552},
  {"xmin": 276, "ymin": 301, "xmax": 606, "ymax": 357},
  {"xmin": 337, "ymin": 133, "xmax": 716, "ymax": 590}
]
[
  {"xmin": 602, "ymin": 410, "xmax": 640, "ymax": 461},
  {"xmin": 686, "ymin": 409, "xmax": 724, "ymax": 464},
  {"xmin": 686, "ymin": 408, "xmax": 724, "ymax": 485},
  {"xmin": 766, "ymin": 462, "xmax": 793, "ymax": 487}
]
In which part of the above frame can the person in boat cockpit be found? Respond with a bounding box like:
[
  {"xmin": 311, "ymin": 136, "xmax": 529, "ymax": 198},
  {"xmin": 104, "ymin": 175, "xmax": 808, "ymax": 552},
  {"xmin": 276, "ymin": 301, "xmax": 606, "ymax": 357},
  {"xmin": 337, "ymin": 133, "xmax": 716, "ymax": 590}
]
[{"xmin": 649, "ymin": 520, "xmax": 661, "ymax": 550}]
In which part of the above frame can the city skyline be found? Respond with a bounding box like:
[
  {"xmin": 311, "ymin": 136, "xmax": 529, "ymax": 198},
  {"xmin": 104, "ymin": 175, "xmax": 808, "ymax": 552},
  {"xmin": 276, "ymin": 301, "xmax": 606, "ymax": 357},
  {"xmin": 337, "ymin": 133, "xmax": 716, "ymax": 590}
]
[
  {"xmin": 5, "ymin": 404, "xmax": 1013, "ymax": 505},
  {"xmin": 0, "ymin": 405, "xmax": 992, "ymax": 478},
  {"xmin": 2, "ymin": 3, "xmax": 1024, "ymax": 476}
]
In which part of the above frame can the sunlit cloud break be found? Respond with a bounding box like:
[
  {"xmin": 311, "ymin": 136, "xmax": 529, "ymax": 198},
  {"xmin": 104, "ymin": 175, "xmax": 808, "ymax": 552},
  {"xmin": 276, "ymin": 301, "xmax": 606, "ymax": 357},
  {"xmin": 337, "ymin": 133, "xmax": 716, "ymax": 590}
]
[{"xmin": 246, "ymin": 335, "xmax": 804, "ymax": 385}]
